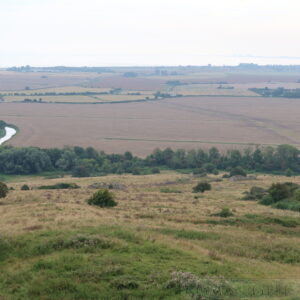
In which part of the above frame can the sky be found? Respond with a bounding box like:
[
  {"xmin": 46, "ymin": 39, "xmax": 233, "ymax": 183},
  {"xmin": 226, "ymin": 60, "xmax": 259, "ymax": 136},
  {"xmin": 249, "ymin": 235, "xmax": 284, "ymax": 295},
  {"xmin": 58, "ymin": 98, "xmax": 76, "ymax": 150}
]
[{"xmin": 1, "ymin": 0, "xmax": 300, "ymax": 67}]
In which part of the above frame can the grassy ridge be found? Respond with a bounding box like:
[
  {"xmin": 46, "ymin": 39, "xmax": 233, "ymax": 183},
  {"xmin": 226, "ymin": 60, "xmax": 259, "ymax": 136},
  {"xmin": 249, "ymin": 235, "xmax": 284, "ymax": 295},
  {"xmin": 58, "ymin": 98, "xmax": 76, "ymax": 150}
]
[
  {"xmin": 0, "ymin": 172, "xmax": 300, "ymax": 299},
  {"xmin": 0, "ymin": 226, "xmax": 297, "ymax": 299}
]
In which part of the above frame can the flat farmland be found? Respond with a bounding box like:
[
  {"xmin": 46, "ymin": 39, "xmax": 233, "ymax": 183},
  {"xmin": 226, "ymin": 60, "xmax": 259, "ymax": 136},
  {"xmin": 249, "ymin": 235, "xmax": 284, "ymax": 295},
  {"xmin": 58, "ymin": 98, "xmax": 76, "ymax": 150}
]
[
  {"xmin": 3, "ymin": 94, "xmax": 153, "ymax": 103},
  {"xmin": 170, "ymin": 84, "xmax": 258, "ymax": 96},
  {"xmin": 2, "ymin": 86, "xmax": 112, "ymax": 95},
  {"xmin": 85, "ymin": 75, "xmax": 167, "ymax": 90},
  {"xmin": 1, "ymin": 96, "xmax": 300, "ymax": 156},
  {"xmin": 0, "ymin": 71, "xmax": 100, "ymax": 91}
]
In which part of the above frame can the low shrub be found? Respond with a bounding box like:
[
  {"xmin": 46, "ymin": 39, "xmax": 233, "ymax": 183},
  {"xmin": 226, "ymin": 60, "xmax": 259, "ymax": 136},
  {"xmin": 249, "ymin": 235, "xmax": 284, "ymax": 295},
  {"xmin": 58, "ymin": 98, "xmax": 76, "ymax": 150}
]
[
  {"xmin": 212, "ymin": 207, "xmax": 234, "ymax": 218},
  {"xmin": 160, "ymin": 188, "xmax": 182, "ymax": 193},
  {"xmin": 166, "ymin": 271, "xmax": 233, "ymax": 298},
  {"xmin": 0, "ymin": 182, "xmax": 8, "ymax": 198},
  {"xmin": 111, "ymin": 277, "xmax": 139, "ymax": 290},
  {"xmin": 242, "ymin": 186, "xmax": 266, "ymax": 200},
  {"xmin": 151, "ymin": 167, "xmax": 160, "ymax": 174},
  {"xmin": 268, "ymin": 182, "xmax": 298, "ymax": 202},
  {"xmin": 229, "ymin": 166, "xmax": 247, "ymax": 177},
  {"xmin": 285, "ymin": 169, "xmax": 293, "ymax": 177},
  {"xmin": 222, "ymin": 173, "xmax": 230, "ymax": 178},
  {"xmin": 38, "ymin": 183, "xmax": 80, "ymax": 190},
  {"xmin": 244, "ymin": 182, "xmax": 300, "ymax": 212},
  {"xmin": 192, "ymin": 181, "xmax": 211, "ymax": 193},
  {"xmin": 159, "ymin": 228, "xmax": 220, "ymax": 240},
  {"xmin": 193, "ymin": 168, "xmax": 207, "ymax": 176},
  {"xmin": 87, "ymin": 189, "xmax": 117, "ymax": 207},
  {"xmin": 21, "ymin": 184, "xmax": 30, "ymax": 191},
  {"xmin": 72, "ymin": 165, "xmax": 91, "ymax": 177}
]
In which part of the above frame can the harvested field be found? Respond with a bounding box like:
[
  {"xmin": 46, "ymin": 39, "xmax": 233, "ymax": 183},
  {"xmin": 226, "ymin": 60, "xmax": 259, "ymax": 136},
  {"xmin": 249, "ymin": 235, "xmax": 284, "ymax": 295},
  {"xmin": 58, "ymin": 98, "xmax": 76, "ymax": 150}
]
[
  {"xmin": 3, "ymin": 95, "xmax": 97, "ymax": 103},
  {"xmin": 85, "ymin": 75, "xmax": 167, "ymax": 90},
  {"xmin": 169, "ymin": 84, "xmax": 258, "ymax": 96},
  {"xmin": 1, "ymin": 96, "xmax": 300, "ymax": 155},
  {"xmin": 92, "ymin": 94, "xmax": 154, "ymax": 102},
  {"xmin": 2, "ymin": 86, "xmax": 112, "ymax": 95},
  {"xmin": 0, "ymin": 71, "xmax": 99, "ymax": 91},
  {"xmin": 3, "ymin": 94, "xmax": 152, "ymax": 103}
]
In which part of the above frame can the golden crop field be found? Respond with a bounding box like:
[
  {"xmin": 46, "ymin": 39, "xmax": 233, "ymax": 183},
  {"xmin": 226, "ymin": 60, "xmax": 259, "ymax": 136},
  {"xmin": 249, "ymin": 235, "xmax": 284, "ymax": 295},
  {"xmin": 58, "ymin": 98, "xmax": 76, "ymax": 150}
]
[
  {"xmin": 3, "ymin": 95, "xmax": 97, "ymax": 103},
  {"xmin": 3, "ymin": 94, "xmax": 152, "ymax": 104},
  {"xmin": 2, "ymin": 86, "xmax": 112, "ymax": 95}
]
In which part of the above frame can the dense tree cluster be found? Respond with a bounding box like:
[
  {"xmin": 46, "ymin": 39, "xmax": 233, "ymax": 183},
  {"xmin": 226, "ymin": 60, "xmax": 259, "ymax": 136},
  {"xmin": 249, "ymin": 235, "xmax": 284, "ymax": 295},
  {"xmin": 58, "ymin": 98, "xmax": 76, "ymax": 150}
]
[
  {"xmin": 0, "ymin": 144, "xmax": 299, "ymax": 176},
  {"xmin": 147, "ymin": 145, "xmax": 300, "ymax": 173},
  {"xmin": 250, "ymin": 87, "xmax": 300, "ymax": 98},
  {"xmin": 244, "ymin": 182, "xmax": 300, "ymax": 212}
]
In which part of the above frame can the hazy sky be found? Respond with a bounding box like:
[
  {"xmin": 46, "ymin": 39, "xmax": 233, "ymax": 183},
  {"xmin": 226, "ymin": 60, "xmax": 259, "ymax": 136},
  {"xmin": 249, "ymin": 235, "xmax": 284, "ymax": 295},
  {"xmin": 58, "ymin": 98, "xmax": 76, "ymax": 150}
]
[{"xmin": 1, "ymin": 0, "xmax": 300, "ymax": 66}]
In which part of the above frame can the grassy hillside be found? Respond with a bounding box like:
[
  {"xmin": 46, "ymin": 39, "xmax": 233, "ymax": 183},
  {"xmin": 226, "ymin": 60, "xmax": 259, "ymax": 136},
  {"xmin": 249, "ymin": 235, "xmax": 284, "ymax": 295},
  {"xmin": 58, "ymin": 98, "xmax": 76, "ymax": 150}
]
[{"xmin": 0, "ymin": 172, "xmax": 300, "ymax": 299}]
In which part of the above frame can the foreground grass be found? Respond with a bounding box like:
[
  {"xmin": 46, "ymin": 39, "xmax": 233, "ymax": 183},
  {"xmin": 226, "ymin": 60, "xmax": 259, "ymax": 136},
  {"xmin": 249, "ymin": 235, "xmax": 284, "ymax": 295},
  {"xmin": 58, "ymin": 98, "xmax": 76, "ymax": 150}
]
[
  {"xmin": 0, "ymin": 226, "xmax": 298, "ymax": 299},
  {"xmin": 0, "ymin": 172, "xmax": 300, "ymax": 299}
]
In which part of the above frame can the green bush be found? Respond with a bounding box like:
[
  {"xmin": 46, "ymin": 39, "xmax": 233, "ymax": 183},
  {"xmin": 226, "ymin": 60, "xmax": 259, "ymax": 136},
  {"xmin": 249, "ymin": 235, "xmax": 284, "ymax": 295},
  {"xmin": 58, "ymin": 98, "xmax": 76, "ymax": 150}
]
[
  {"xmin": 132, "ymin": 168, "xmax": 141, "ymax": 175},
  {"xmin": 0, "ymin": 182, "xmax": 8, "ymax": 198},
  {"xmin": 151, "ymin": 167, "xmax": 160, "ymax": 174},
  {"xmin": 193, "ymin": 168, "xmax": 206, "ymax": 175},
  {"xmin": 242, "ymin": 186, "xmax": 266, "ymax": 200},
  {"xmin": 222, "ymin": 173, "xmax": 230, "ymax": 178},
  {"xmin": 21, "ymin": 184, "xmax": 30, "ymax": 191},
  {"xmin": 38, "ymin": 183, "xmax": 80, "ymax": 190},
  {"xmin": 160, "ymin": 187, "xmax": 182, "ymax": 193},
  {"xmin": 229, "ymin": 167, "xmax": 247, "ymax": 177},
  {"xmin": 260, "ymin": 195, "xmax": 274, "ymax": 205},
  {"xmin": 87, "ymin": 189, "xmax": 117, "ymax": 207},
  {"xmin": 258, "ymin": 182, "xmax": 300, "ymax": 212},
  {"xmin": 72, "ymin": 165, "xmax": 91, "ymax": 177},
  {"xmin": 294, "ymin": 188, "xmax": 300, "ymax": 201},
  {"xmin": 268, "ymin": 182, "xmax": 298, "ymax": 202},
  {"xmin": 285, "ymin": 169, "xmax": 293, "ymax": 177},
  {"xmin": 192, "ymin": 181, "xmax": 211, "ymax": 193},
  {"xmin": 212, "ymin": 207, "xmax": 234, "ymax": 218}
]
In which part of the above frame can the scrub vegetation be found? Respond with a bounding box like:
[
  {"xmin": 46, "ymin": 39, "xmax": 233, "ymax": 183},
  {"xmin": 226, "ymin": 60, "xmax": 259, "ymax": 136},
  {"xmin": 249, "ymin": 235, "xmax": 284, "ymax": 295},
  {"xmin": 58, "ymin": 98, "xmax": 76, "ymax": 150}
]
[{"xmin": 0, "ymin": 170, "xmax": 299, "ymax": 299}]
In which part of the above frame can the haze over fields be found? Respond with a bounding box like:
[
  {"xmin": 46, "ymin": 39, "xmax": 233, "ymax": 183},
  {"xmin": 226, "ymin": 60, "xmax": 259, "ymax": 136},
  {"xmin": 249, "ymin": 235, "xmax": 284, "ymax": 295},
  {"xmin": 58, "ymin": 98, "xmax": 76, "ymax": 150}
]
[{"xmin": 1, "ymin": 0, "xmax": 300, "ymax": 66}]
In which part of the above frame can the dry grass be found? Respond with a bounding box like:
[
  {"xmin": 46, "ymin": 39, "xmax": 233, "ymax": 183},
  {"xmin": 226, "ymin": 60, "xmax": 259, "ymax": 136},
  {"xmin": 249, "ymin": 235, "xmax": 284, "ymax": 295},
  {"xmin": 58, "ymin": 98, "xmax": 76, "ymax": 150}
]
[
  {"xmin": 0, "ymin": 71, "xmax": 99, "ymax": 91},
  {"xmin": 1, "ymin": 172, "xmax": 300, "ymax": 289},
  {"xmin": 92, "ymin": 94, "xmax": 154, "ymax": 102},
  {"xmin": 0, "ymin": 171, "xmax": 300, "ymax": 297},
  {"xmin": 169, "ymin": 84, "xmax": 258, "ymax": 96},
  {"xmin": 3, "ymin": 95, "xmax": 98, "ymax": 103},
  {"xmin": 2, "ymin": 86, "xmax": 112, "ymax": 95}
]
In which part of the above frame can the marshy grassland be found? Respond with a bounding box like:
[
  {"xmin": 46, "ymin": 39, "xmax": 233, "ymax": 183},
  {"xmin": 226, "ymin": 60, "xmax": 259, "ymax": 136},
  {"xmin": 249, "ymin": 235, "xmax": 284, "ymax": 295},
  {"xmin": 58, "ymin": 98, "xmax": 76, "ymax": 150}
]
[{"xmin": 0, "ymin": 171, "xmax": 300, "ymax": 299}]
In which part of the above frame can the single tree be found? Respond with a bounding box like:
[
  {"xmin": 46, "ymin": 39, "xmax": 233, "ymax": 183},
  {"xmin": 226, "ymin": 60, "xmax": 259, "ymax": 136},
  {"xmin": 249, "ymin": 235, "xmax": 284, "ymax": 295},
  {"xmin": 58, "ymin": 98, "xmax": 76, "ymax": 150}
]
[
  {"xmin": 0, "ymin": 182, "xmax": 9, "ymax": 198},
  {"xmin": 21, "ymin": 184, "xmax": 30, "ymax": 191},
  {"xmin": 193, "ymin": 181, "xmax": 211, "ymax": 193}
]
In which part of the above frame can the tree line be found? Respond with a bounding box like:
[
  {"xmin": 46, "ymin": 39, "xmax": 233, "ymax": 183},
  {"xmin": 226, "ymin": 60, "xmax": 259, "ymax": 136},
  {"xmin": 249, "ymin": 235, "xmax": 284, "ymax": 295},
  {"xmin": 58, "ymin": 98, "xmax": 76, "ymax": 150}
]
[
  {"xmin": 0, "ymin": 144, "xmax": 299, "ymax": 176},
  {"xmin": 250, "ymin": 87, "xmax": 300, "ymax": 98}
]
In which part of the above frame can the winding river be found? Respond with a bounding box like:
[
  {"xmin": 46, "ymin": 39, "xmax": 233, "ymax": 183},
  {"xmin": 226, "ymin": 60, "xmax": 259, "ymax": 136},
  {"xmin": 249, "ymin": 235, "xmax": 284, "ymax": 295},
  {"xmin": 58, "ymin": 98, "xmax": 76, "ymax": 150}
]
[{"xmin": 0, "ymin": 127, "xmax": 17, "ymax": 145}]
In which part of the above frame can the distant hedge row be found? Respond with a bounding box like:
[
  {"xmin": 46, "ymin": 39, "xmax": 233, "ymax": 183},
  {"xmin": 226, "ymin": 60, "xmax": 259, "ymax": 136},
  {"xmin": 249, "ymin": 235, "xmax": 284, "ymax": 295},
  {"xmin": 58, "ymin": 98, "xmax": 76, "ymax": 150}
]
[{"xmin": 0, "ymin": 144, "xmax": 299, "ymax": 176}]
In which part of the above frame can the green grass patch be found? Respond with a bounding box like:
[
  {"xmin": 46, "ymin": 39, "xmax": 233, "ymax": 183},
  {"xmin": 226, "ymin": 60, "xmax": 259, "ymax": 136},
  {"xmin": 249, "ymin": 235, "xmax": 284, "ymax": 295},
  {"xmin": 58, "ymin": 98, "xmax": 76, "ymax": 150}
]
[
  {"xmin": 160, "ymin": 187, "xmax": 182, "ymax": 193},
  {"xmin": 37, "ymin": 183, "xmax": 80, "ymax": 190},
  {"xmin": 0, "ymin": 226, "xmax": 299, "ymax": 299},
  {"xmin": 158, "ymin": 228, "xmax": 220, "ymax": 241},
  {"xmin": 0, "ymin": 226, "xmax": 237, "ymax": 299},
  {"xmin": 205, "ymin": 214, "xmax": 300, "ymax": 237}
]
